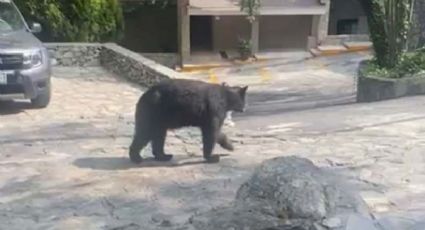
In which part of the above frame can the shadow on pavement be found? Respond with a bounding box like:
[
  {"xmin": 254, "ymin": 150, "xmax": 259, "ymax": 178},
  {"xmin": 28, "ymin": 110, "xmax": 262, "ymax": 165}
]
[
  {"xmin": 73, "ymin": 154, "xmax": 230, "ymax": 170},
  {"xmin": 0, "ymin": 101, "xmax": 33, "ymax": 115},
  {"xmin": 237, "ymin": 90, "xmax": 356, "ymax": 119}
]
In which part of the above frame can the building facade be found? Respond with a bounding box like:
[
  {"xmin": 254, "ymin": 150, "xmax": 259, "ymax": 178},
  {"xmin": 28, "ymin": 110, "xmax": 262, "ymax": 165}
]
[
  {"xmin": 177, "ymin": 0, "xmax": 369, "ymax": 65},
  {"xmin": 118, "ymin": 0, "xmax": 370, "ymax": 66}
]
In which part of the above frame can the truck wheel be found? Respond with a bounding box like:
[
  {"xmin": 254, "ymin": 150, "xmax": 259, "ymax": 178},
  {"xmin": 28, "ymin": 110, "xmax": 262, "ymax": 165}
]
[{"xmin": 31, "ymin": 82, "xmax": 51, "ymax": 108}]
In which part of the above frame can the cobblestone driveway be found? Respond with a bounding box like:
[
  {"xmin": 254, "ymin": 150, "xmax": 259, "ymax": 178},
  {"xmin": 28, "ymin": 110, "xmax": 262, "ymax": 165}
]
[{"xmin": 1, "ymin": 64, "xmax": 425, "ymax": 229}]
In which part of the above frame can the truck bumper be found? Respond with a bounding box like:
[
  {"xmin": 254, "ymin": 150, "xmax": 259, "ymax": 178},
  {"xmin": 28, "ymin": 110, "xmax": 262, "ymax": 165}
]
[{"xmin": 0, "ymin": 65, "xmax": 51, "ymax": 100}]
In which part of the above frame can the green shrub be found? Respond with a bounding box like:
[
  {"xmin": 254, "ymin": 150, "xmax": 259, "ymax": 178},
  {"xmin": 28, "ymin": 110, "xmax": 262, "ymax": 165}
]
[
  {"xmin": 364, "ymin": 50, "xmax": 425, "ymax": 78},
  {"xmin": 237, "ymin": 38, "xmax": 252, "ymax": 60},
  {"xmin": 240, "ymin": 0, "xmax": 261, "ymax": 22},
  {"xmin": 14, "ymin": 0, "xmax": 123, "ymax": 42}
]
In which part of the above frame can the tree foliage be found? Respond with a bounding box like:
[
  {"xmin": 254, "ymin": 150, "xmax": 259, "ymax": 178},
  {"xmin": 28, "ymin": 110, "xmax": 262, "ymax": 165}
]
[
  {"xmin": 240, "ymin": 0, "xmax": 261, "ymax": 22},
  {"xmin": 14, "ymin": 0, "xmax": 124, "ymax": 42},
  {"xmin": 412, "ymin": 0, "xmax": 425, "ymax": 48},
  {"xmin": 359, "ymin": 0, "xmax": 415, "ymax": 68}
]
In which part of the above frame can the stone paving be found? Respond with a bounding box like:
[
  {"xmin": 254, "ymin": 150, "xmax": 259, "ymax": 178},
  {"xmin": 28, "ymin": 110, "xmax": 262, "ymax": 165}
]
[{"xmin": 0, "ymin": 56, "xmax": 425, "ymax": 229}]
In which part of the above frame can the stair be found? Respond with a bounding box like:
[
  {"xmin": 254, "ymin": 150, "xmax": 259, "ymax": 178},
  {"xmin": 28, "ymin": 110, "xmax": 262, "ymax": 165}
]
[
  {"xmin": 318, "ymin": 45, "xmax": 348, "ymax": 55},
  {"xmin": 311, "ymin": 45, "xmax": 348, "ymax": 57},
  {"xmin": 311, "ymin": 34, "xmax": 372, "ymax": 57},
  {"xmin": 343, "ymin": 41, "xmax": 373, "ymax": 52},
  {"xmin": 310, "ymin": 48, "xmax": 322, "ymax": 57},
  {"xmin": 310, "ymin": 42, "xmax": 373, "ymax": 57}
]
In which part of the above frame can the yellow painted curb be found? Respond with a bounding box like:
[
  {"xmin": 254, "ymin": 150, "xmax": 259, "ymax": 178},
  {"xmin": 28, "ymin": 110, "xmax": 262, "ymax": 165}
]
[
  {"xmin": 179, "ymin": 63, "xmax": 230, "ymax": 73},
  {"xmin": 208, "ymin": 69, "xmax": 220, "ymax": 84},
  {"xmin": 178, "ymin": 58, "xmax": 269, "ymax": 73}
]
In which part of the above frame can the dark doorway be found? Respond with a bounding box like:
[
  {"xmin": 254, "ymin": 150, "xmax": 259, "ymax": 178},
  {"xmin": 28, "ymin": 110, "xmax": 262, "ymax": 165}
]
[
  {"xmin": 328, "ymin": 0, "xmax": 368, "ymax": 35},
  {"xmin": 337, "ymin": 19, "xmax": 359, "ymax": 34},
  {"xmin": 190, "ymin": 16, "xmax": 213, "ymax": 51}
]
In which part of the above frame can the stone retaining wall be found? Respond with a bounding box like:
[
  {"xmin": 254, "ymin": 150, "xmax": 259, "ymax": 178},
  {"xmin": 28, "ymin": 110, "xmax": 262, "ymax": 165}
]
[
  {"xmin": 45, "ymin": 43, "xmax": 101, "ymax": 67},
  {"xmin": 100, "ymin": 43, "xmax": 185, "ymax": 87},
  {"xmin": 357, "ymin": 61, "xmax": 425, "ymax": 102},
  {"xmin": 44, "ymin": 43, "xmax": 185, "ymax": 87}
]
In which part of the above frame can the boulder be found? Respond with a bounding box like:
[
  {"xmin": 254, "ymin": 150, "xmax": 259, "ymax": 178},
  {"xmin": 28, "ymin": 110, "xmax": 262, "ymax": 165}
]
[{"xmin": 189, "ymin": 156, "xmax": 380, "ymax": 230}]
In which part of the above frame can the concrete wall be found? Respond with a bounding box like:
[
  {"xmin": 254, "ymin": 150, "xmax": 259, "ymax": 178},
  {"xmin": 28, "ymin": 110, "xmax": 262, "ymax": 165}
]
[
  {"xmin": 321, "ymin": 34, "xmax": 370, "ymax": 46},
  {"xmin": 212, "ymin": 16, "xmax": 251, "ymax": 51},
  {"xmin": 328, "ymin": 0, "xmax": 368, "ymax": 35},
  {"xmin": 260, "ymin": 16, "xmax": 312, "ymax": 50},
  {"xmin": 140, "ymin": 53, "xmax": 178, "ymax": 69}
]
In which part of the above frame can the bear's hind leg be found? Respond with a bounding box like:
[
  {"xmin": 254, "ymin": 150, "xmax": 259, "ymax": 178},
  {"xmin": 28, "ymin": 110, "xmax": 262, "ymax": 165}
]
[
  {"xmin": 152, "ymin": 127, "xmax": 173, "ymax": 162},
  {"xmin": 129, "ymin": 132, "xmax": 150, "ymax": 163}
]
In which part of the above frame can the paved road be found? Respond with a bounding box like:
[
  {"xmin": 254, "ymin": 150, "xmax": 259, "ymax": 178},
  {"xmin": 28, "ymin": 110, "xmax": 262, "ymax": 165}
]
[
  {"xmin": 1, "ymin": 55, "xmax": 425, "ymax": 229},
  {"xmin": 188, "ymin": 52, "xmax": 371, "ymax": 127}
]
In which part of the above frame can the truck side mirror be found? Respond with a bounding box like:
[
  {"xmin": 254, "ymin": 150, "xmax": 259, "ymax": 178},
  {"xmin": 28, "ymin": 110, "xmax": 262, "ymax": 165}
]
[{"xmin": 30, "ymin": 23, "xmax": 42, "ymax": 33}]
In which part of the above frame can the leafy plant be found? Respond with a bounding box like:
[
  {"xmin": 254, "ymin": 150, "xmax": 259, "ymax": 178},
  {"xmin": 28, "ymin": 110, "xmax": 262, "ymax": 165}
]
[
  {"xmin": 364, "ymin": 50, "xmax": 425, "ymax": 78},
  {"xmin": 237, "ymin": 38, "xmax": 252, "ymax": 60},
  {"xmin": 240, "ymin": 0, "xmax": 261, "ymax": 22}
]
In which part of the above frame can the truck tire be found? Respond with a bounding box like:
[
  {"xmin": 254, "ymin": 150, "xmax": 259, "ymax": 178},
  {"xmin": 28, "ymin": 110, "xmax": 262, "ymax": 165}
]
[{"xmin": 31, "ymin": 82, "xmax": 51, "ymax": 108}]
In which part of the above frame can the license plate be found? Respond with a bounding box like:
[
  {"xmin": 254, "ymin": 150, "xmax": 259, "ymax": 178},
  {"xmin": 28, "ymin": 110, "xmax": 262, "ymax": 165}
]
[{"xmin": 0, "ymin": 72, "xmax": 7, "ymax": 85}]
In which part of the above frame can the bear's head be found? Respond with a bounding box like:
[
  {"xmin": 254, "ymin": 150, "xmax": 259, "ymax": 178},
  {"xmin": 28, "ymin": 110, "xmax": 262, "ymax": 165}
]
[{"xmin": 223, "ymin": 83, "xmax": 248, "ymax": 112}]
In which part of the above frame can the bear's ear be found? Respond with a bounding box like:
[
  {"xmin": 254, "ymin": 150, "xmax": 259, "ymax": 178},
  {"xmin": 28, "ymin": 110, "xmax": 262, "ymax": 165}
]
[{"xmin": 239, "ymin": 86, "xmax": 248, "ymax": 97}]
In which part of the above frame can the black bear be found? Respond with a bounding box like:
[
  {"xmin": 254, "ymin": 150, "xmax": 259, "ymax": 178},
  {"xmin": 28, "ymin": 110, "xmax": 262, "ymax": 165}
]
[{"xmin": 129, "ymin": 79, "xmax": 248, "ymax": 163}]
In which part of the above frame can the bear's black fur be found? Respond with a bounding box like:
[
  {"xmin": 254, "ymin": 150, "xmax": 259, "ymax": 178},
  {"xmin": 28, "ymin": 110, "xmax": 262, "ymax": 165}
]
[{"xmin": 129, "ymin": 79, "xmax": 248, "ymax": 163}]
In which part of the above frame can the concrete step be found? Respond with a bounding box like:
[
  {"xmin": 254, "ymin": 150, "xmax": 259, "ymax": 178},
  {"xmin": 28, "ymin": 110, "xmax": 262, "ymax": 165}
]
[
  {"xmin": 310, "ymin": 48, "xmax": 322, "ymax": 57},
  {"xmin": 343, "ymin": 41, "xmax": 373, "ymax": 51},
  {"xmin": 311, "ymin": 45, "xmax": 348, "ymax": 57},
  {"xmin": 317, "ymin": 45, "xmax": 348, "ymax": 55},
  {"xmin": 312, "ymin": 43, "xmax": 371, "ymax": 57}
]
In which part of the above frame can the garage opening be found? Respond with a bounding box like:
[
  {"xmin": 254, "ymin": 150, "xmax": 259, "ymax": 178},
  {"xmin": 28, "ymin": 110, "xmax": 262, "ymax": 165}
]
[{"xmin": 190, "ymin": 16, "xmax": 213, "ymax": 51}]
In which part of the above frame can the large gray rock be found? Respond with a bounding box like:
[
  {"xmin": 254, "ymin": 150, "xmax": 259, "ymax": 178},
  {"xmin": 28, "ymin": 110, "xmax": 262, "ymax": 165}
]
[{"xmin": 189, "ymin": 156, "xmax": 380, "ymax": 230}]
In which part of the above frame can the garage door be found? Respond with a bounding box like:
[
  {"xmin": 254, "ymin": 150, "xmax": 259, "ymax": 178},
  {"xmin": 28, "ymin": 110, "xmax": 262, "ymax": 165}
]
[{"xmin": 260, "ymin": 15, "xmax": 312, "ymax": 51}]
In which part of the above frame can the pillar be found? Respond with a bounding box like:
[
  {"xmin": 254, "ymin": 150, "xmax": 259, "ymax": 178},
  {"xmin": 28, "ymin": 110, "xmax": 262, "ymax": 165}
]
[
  {"xmin": 317, "ymin": 0, "xmax": 331, "ymax": 44},
  {"xmin": 178, "ymin": 0, "xmax": 190, "ymax": 67},
  {"xmin": 251, "ymin": 18, "xmax": 260, "ymax": 54},
  {"xmin": 309, "ymin": 15, "xmax": 320, "ymax": 49},
  {"xmin": 311, "ymin": 0, "xmax": 331, "ymax": 47}
]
